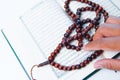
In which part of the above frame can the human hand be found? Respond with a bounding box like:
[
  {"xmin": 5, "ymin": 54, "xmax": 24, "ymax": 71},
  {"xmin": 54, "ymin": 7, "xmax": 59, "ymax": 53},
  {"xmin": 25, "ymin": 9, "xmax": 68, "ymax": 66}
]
[{"xmin": 83, "ymin": 16, "xmax": 120, "ymax": 70}]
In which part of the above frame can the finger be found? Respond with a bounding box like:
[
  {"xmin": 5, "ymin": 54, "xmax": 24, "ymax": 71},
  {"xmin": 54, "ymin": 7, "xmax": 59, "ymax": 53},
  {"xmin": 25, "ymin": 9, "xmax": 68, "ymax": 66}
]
[
  {"xmin": 94, "ymin": 59, "xmax": 120, "ymax": 71},
  {"xmin": 83, "ymin": 36, "xmax": 120, "ymax": 51},
  {"xmin": 93, "ymin": 23, "xmax": 120, "ymax": 40},
  {"xmin": 106, "ymin": 16, "xmax": 120, "ymax": 25}
]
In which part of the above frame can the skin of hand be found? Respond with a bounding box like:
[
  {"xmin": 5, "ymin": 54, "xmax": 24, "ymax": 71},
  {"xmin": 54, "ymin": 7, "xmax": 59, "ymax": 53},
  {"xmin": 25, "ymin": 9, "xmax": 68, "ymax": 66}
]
[{"xmin": 83, "ymin": 16, "xmax": 120, "ymax": 71}]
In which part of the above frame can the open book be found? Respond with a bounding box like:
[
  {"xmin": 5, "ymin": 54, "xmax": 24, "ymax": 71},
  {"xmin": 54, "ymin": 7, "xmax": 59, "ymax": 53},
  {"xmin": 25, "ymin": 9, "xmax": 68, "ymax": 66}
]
[{"xmin": 2, "ymin": 0, "xmax": 120, "ymax": 80}]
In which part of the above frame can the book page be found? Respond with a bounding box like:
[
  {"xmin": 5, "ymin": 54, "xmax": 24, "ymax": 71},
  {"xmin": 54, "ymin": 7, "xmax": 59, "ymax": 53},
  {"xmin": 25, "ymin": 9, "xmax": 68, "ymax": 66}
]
[{"xmin": 20, "ymin": 0, "xmax": 120, "ymax": 80}]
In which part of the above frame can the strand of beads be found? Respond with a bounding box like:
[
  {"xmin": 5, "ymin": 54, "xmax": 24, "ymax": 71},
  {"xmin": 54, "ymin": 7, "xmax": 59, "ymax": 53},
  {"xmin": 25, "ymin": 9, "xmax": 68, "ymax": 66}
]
[{"xmin": 47, "ymin": 0, "xmax": 108, "ymax": 71}]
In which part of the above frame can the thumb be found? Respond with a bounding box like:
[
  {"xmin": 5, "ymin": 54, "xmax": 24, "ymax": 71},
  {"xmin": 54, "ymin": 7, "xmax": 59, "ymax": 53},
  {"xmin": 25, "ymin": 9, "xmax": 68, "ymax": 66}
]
[{"xmin": 94, "ymin": 59, "xmax": 120, "ymax": 71}]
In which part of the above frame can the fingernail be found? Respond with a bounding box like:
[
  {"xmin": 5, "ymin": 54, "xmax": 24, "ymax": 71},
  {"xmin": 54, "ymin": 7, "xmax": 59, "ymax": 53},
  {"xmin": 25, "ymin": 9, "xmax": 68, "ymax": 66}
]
[
  {"xmin": 82, "ymin": 46, "xmax": 85, "ymax": 49},
  {"xmin": 82, "ymin": 46, "xmax": 90, "ymax": 50},
  {"xmin": 94, "ymin": 64, "xmax": 103, "ymax": 69},
  {"xmin": 82, "ymin": 46, "xmax": 88, "ymax": 50}
]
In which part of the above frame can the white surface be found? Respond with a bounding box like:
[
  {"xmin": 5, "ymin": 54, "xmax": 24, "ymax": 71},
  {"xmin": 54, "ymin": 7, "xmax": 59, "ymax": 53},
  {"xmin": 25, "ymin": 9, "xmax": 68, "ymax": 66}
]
[
  {"xmin": 0, "ymin": 0, "xmax": 41, "ymax": 80},
  {"xmin": 0, "ymin": 0, "xmax": 120, "ymax": 80},
  {"xmin": 0, "ymin": 30, "xmax": 28, "ymax": 80}
]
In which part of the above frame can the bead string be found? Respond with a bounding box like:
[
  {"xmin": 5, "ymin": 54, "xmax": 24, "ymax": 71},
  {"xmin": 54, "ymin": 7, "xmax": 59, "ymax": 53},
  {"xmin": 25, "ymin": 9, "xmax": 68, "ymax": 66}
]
[{"xmin": 31, "ymin": 0, "xmax": 109, "ymax": 80}]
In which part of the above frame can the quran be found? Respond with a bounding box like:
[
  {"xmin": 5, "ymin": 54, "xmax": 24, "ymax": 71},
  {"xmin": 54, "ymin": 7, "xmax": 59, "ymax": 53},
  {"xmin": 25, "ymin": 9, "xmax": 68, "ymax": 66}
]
[{"xmin": 5, "ymin": 0, "xmax": 120, "ymax": 80}]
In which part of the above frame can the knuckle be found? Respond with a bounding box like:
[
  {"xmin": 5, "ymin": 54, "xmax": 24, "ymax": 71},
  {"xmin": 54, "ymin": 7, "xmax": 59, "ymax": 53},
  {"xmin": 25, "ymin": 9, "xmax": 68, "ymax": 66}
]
[{"xmin": 97, "ymin": 38, "xmax": 104, "ymax": 47}]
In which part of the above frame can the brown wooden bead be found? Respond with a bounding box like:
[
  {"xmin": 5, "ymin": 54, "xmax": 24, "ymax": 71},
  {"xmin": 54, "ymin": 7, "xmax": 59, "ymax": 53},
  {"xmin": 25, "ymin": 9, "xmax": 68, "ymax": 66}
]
[
  {"xmin": 84, "ymin": 60, "xmax": 89, "ymax": 64},
  {"xmin": 65, "ymin": 9, "xmax": 70, "ymax": 13},
  {"xmin": 88, "ymin": 1, "xmax": 92, "ymax": 5},
  {"xmin": 99, "ymin": 50, "xmax": 103, "ymax": 53},
  {"xmin": 48, "ymin": 56, "xmax": 54, "ymax": 62},
  {"xmin": 80, "ymin": 62, "xmax": 85, "ymax": 67},
  {"xmin": 65, "ymin": 1, "xmax": 69, "ymax": 5},
  {"xmin": 82, "ymin": 30, "xmax": 86, "ymax": 35},
  {"xmin": 66, "ymin": 29, "xmax": 71, "ymax": 33},
  {"xmin": 73, "ymin": 16, "xmax": 77, "ymax": 21},
  {"xmin": 81, "ymin": 0, "xmax": 85, "ymax": 3},
  {"xmin": 73, "ymin": 35, "xmax": 78, "ymax": 40},
  {"xmin": 78, "ymin": 37, "xmax": 82, "ymax": 42},
  {"xmin": 81, "ymin": 7, "xmax": 85, "ymax": 11},
  {"xmin": 67, "ymin": 0, "xmax": 71, "ymax": 1},
  {"xmin": 62, "ymin": 38, "xmax": 67, "ymax": 46},
  {"xmin": 69, "ymin": 36, "xmax": 74, "ymax": 41},
  {"xmin": 91, "ymin": 2, "xmax": 95, "ymax": 7},
  {"xmin": 94, "ymin": 51, "xmax": 100, "ymax": 56},
  {"xmin": 85, "ymin": 0, "xmax": 88, "ymax": 3},
  {"xmin": 68, "ymin": 26, "xmax": 74, "ymax": 30},
  {"xmin": 72, "ymin": 65, "xmax": 76, "ymax": 70},
  {"xmin": 67, "ymin": 67, "xmax": 72, "ymax": 71},
  {"xmin": 77, "ymin": 33, "xmax": 82, "ymax": 38},
  {"xmin": 96, "ymin": 10, "xmax": 100, "ymax": 15},
  {"xmin": 71, "ymin": 14, "xmax": 76, "ymax": 19},
  {"xmin": 76, "ymin": 65, "xmax": 81, "ymax": 69},
  {"xmin": 86, "ymin": 26, "xmax": 91, "ymax": 31},
  {"xmin": 95, "ymin": 4, "xmax": 99, "ymax": 9},
  {"xmin": 66, "ymin": 45, "xmax": 71, "ymax": 49},
  {"xmin": 76, "ymin": 25, "xmax": 80, "ymax": 28},
  {"xmin": 71, "ymin": 45, "xmax": 76, "ymax": 49},
  {"xmin": 86, "ymin": 6, "xmax": 90, "ymax": 10},
  {"xmin": 77, "ymin": 0, "xmax": 81, "ymax": 2},
  {"xmin": 95, "ymin": 15, "xmax": 101, "ymax": 21},
  {"xmin": 89, "ymin": 23, "xmax": 94, "ymax": 28},
  {"xmin": 89, "ymin": 37, "xmax": 93, "ymax": 41},
  {"xmin": 66, "ymin": 38, "xmax": 71, "ymax": 43},
  {"xmin": 73, "ymin": 23, "xmax": 76, "ymax": 27},
  {"xmin": 91, "ymin": 54, "xmax": 96, "ymax": 59},
  {"xmin": 68, "ymin": 11, "xmax": 72, "ymax": 16},
  {"xmin": 50, "ymin": 62, "xmax": 55, "ymax": 66},
  {"xmin": 84, "ymin": 28, "xmax": 89, "ymax": 33},
  {"xmin": 90, "ymin": 7, "xmax": 93, "ymax": 11},
  {"xmin": 105, "ymin": 16, "xmax": 109, "ymax": 20},
  {"xmin": 104, "ymin": 12, "xmax": 108, "ymax": 16},
  {"xmin": 94, "ymin": 6, "xmax": 98, "ymax": 11},
  {"xmin": 82, "ymin": 19, "xmax": 86, "ymax": 23},
  {"xmin": 101, "ymin": 9, "xmax": 106, "ymax": 13},
  {"xmin": 88, "ymin": 35, "xmax": 93, "ymax": 41},
  {"xmin": 63, "ymin": 66, "xmax": 67, "ymax": 70},
  {"xmin": 95, "ymin": 26, "xmax": 99, "ymax": 30},
  {"xmin": 58, "ymin": 43, "xmax": 63, "ymax": 47},
  {"xmin": 86, "ymin": 18, "xmax": 91, "ymax": 22},
  {"xmin": 51, "ymin": 52, "xmax": 56, "ymax": 57},
  {"xmin": 76, "ymin": 28, "xmax": 81, "ymax": 33},
  {"xmin": 57, "ymin": 45, "xmax": 61, "ymax": 50},
  {"xmin": 98, "ymin": 6, "xmax": 103, "ymax": 12},
  {"xmin": 54, "ymin": 63, "xmax": 59, "ymax": 68},
  {"xmin": 76, "ymin": 47, "xmax": 81, "ymax": 51},
  {"xmin": 92, "ymin": 20, "xmax": 97, "ymax": 25},
  {"xmin": 87, "ymin": 57, "xmax": 92, "ymax": 61},
  {"xmin": 64, "ymin": 5, "xmax": 68, "ymax": 9},
  {"xmin": 54, "ymin": 49, "xmax": 59, "ymax": 54},
  {"xmin": 78, "ymin": 43, "xmax": 83, "ymax": 47},
  {"xmin": 58, "ymin": 65, "xmax": 63, "ymax": 70},
  {"xmin": 85, "ymin": 34, "xmax": 90, "ymax": 39},
  {"xmin": 77, "ymin": 8, "xmax": 81, "ymax": 12},
  {"xmin": 64, "ymin": 33, "xmax": 69, "ymax": 38}
]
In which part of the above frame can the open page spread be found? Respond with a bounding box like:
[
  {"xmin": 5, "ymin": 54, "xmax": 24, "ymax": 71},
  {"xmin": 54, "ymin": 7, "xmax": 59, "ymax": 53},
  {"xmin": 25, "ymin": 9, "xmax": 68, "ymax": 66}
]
[{"xmin": 5, "ymin": 0, "xmax": 119, "ymax": 80}]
